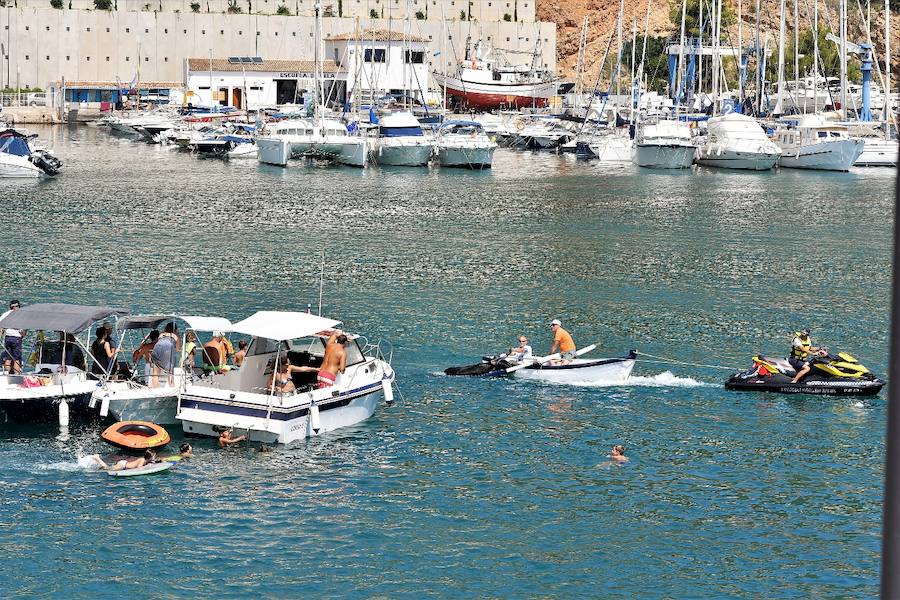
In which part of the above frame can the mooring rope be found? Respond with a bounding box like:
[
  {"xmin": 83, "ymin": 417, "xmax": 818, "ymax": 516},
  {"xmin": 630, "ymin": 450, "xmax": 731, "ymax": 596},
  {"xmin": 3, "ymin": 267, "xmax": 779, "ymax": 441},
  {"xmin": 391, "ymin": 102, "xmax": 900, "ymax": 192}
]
[{"xmin": 634, "ymin": 350, "xmax": 738, "ymax": 372}]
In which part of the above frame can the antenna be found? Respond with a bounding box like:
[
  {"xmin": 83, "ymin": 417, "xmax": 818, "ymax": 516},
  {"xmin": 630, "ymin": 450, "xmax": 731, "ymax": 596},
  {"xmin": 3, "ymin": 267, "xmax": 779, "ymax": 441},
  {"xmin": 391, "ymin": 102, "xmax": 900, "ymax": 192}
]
[{"xmin": 317, "ymin": 248, "xmax": 325, "ymax": 316}]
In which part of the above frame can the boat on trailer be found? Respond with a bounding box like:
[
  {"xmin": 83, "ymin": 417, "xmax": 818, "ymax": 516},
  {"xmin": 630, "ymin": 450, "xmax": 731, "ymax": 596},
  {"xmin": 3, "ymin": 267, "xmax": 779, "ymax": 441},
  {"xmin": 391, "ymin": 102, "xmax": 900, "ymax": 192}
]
[
  {"xmin": 89, "ymin": 314, "xmax": 233, "ymax": 425},
  {"xmin": 177, "ymin": 311, "xmax": 396, "ymax": 444},
  {"xmin": 0, "ymin": 303, "xmax": 129, "ymax": 424}
]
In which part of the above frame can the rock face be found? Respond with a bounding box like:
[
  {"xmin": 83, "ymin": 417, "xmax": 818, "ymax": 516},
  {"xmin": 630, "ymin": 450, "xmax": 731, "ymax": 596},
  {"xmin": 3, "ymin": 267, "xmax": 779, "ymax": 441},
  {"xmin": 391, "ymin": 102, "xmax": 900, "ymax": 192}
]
[{"xmin": 538, "ymin": 0, "xmax": 899, "ymax": 80}]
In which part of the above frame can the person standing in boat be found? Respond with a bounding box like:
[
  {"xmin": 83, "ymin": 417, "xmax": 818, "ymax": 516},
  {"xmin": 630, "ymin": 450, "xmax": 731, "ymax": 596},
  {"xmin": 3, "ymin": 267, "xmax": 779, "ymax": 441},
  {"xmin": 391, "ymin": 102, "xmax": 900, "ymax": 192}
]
[
  {"xmin": 90, "ymin": 326, "xmax": 118, "ymax": 378},
  {"xmin": 549, "ymin": 319, "xmax": 576, "ymax": 365},
  {"xmin": 317, "ymin": 331, "xmax": 349, "ymax": 389},
  {"xmin": 150, "ymin": 322, "xmax": 180, "ymax": 387},
  {"xmin": 1, "ymin": 299, "xmax": 26, "ymax": 374}
]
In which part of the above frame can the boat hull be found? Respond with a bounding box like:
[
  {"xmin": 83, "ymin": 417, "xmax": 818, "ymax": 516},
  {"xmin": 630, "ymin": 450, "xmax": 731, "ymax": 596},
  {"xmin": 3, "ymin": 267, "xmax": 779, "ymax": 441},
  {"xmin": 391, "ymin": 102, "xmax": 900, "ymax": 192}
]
[
  {"xmin": 178, "ymin": 380, "xmax": 388, "ymax": 444},
  {"xmin": 725, "ymin": 373, "xmax": 885, "ymax": 396},
  {"xmin": 0, "ymin": 373, "xmax": 97, "ymax": 423},
  {"xmin": 0, "ymin": 154, "xmax": 43, "ymax": 178},
  {"xmin": 436, "ymin": 145, "xmax": 495, "ymax": 169},
  {"xmin": 432, "ymin": 72, "xmax": 558, "ymax": 109},
  {"xmin": 696, "ymin": 149, "xmax": 780, "ymax": 170},
  {"xmin": 854, "ymin": 139, "xmax": 898, "ymax": 167},
  {"xmin": 257, "ymin": 137, "xmax": 292, "ymax": 166},
  {"xmin": 777, "ymin": 139, "xmax": 865, "ymax": 171},
  {"xmin": 373, "ymin": 140, "xmax": 432, "ymax": 167},
  {"xmin": 634, "ymin": 143, "xmax": 695, "ymax": 168},
  {"xmin": 513, "ymin": 356, "xmax": 636, "ymax": 385},
  {"xmin": 92, "ymin": 384, "xmax": 181, "ymax": 425},
  {"xmin": 588, "ymin": 138, "xmax": 634, "ymax": 162}
]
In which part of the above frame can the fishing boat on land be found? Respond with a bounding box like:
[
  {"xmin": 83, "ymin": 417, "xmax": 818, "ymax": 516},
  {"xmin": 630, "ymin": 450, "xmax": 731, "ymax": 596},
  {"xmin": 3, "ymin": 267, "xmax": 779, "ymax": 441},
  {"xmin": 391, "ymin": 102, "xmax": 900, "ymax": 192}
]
[
  {"xmin": 0, "ymin": 304, "xmax": 128, "ymax": 424},
  {"xmin": 90, "ymin": 314, "xmax": 233, "ymax": 425},
  {"xmin": 445, "ymin": 346, "xmax": 637, "ymax": 386},
  {"xmin": 177, "ymin": 311, "xmax": 395, "ymax": 444}
]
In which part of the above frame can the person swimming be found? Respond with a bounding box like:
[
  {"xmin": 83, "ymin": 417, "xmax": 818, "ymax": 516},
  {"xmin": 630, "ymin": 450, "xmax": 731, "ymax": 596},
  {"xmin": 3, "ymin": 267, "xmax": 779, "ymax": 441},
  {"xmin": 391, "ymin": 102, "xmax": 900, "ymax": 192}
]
[
  {"xmin": 91, "ymin": 449, "xmax": 157, "ymax": 471},
  {"xmin": 608, "ymin": 445, "xmax": 628, "ymax": 464}
]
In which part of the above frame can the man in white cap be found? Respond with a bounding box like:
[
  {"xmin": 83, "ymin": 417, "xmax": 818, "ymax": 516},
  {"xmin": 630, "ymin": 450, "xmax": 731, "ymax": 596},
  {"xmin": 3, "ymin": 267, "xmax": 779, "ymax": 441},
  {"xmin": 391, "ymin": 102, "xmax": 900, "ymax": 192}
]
[{"xmin": 549, "ymin": 319, "xmax": 576, "ymax": 365}]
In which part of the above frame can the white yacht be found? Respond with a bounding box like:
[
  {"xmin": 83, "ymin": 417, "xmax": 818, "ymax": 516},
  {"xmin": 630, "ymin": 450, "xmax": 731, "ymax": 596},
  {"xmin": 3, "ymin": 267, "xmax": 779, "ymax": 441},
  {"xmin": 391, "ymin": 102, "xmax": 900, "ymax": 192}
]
[
  {"xmin": 177, "ymin": 311, "xmax": 396, "ymax": 444},
  {"xmin": 434, "ymin": 120, "xmax": 497, "ymax": 169},
  {"xmin": 854, "ymin": 133, "xmax": 898, "ymax": 167},
  {"xmin": 89, "ymin": 314, "xmax": 233, "ymax": 425},
  {"xmin": 257, "ymin": 118, "xmax": 367, "ymax": 167},
  {"xmin": 774, "ymin": 115, "xmax": 865, "ymax": 171},
  {"xmin": 633, "ymin": 120, "xmax": 695, "ymax": 169},
  {"xmin": 0, "ymin": 304, "xmax": 128, "ymax": 426},
  {"xmin": 0, "ymin": 129, "xmax": 62, "ymax": 177},
  {"xmin": 696, "ymin": 113, "xmax": 781, "ymax": 170},
  {"xmin": 371, "ymin": 112, "xmax": 433, "ymax": 166},
  {"xmin": 588, "ymin": 131, "xmax": 634, "ymax": 162}
]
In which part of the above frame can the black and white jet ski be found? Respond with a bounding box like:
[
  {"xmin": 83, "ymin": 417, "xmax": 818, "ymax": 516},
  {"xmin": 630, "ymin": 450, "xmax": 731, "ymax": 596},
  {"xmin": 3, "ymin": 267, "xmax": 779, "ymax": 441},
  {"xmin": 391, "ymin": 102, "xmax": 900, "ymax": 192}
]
[{"xmin": 725, "ymin": 351, "xmax": 885, "ymax": 396}]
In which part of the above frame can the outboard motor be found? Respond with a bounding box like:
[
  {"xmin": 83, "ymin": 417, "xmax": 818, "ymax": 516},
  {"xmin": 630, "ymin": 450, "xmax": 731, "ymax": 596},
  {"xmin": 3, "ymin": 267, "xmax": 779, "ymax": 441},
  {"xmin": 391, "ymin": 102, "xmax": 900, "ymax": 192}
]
[{"xmin": 30, "ymin": 149, "xmax": 63, "ymax": 175}]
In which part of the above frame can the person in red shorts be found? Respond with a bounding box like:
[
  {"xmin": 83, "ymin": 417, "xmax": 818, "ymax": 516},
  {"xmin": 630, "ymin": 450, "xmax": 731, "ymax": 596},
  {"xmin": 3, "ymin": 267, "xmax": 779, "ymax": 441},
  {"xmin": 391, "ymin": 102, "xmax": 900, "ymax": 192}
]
[{"xmin": 317, "ymin": 331, "xmax": 349, "ymax": 389}]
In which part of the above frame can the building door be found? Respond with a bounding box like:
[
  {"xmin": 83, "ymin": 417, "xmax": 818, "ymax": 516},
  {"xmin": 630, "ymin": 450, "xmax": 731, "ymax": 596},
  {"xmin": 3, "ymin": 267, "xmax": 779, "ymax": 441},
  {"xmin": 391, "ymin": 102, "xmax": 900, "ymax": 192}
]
[
  {"xmin": 232, "ymin": 87, "xmax": 243, "ymax": 109},
  {"xmin": 276, "ymin": 79, "xmax": 298, "ymax": 105}
]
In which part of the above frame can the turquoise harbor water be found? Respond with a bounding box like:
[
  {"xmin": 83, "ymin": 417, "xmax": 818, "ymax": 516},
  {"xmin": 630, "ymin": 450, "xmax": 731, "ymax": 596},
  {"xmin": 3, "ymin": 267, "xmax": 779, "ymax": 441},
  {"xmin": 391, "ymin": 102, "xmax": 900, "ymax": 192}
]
[{"xmin": 0, "ymin": 125, "xmax": 896, "ymax": 597}]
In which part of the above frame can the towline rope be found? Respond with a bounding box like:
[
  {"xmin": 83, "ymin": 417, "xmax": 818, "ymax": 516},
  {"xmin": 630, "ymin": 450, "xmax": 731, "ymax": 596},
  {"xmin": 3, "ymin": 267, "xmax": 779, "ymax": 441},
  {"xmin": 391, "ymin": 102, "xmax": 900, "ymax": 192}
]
[{"xmin": 634, "ymin": 351, "xmax": 738, "ymax": 372}]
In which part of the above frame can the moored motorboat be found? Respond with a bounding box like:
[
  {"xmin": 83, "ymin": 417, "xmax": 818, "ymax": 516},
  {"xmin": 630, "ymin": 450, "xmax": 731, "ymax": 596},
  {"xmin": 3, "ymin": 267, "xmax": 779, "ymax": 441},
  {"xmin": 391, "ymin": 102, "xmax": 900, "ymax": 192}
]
[
  {"xmin": 434, "ymin": 120, "xmax": 497, "ymax": 169},
  {"xmin": 696, "ymin": 113, "xmax": 781, "ymax": 170},
  {"xmin": 0, "ymin": 129, "xmax": 63, "ymax": 177},
  {"xmin": 633, "ymin": 120, "xmax": 695, "ymax": 169},
  {"xmin": 774, "ymin": 115, "xmax": 864, "ymax": 171},
  {"xmin": 0, "ymin": 303, "xmax": 129, "ymax": 424},
  {"xmin": 177, "ymin": 311, "xmax": 396, "ymax": 444},
  {"xmin": 101, "ymin": 420, "xmax": 171, "ymax": 451},
  {"xmin": 725, "ymin": 352, "xmax": 884, "ymax": 396},
  {"xmin": 372, "ymin": 112, "xmax": 433, "ymax": 167}
]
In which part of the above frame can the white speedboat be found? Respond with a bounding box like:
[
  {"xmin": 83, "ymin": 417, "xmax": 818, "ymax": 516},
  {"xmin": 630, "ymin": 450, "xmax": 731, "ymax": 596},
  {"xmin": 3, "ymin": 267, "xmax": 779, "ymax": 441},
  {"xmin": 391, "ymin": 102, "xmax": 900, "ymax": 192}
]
[
  {"xmin": 633, "ymin": 120, "xmax": 696, "ymax": 169},
  {"xmin": 372, "ymin": 112, "xmax": 433, "ymax": 167},
  {"xmin": 0, "ymin": 129, "xmax": 63, "ymax": 177},
  {"xmin": 696, "ymin": 113, "xmax": 781, "ymax": 170},
  {"xmin": 774, "ymin": 115, "xmax": 864, "ymax": 171},
  {"xmin": 0, "ymin": 304, "xmax": 128, "ymax": 425},
  {"xmin": 177, "ymin": 311, "xmax": 396, "ymax": 444},
  {"xmin": 257, "ymin": 118, "xmax": 367, "ymax": 167},
  {"xmin": 588, "ymin": 132, "xmax": 634, "ymax": 162},
  {"xmin": 434, "ymin": 120, "xmax": 497, "ymax": 169},
  {"xmin": 513, "ymin": 352, "xmax": 636, "ymax": 385},
  {"xmin": 90, "ymin": 314, "xmax": 233, "ymax": 425}
]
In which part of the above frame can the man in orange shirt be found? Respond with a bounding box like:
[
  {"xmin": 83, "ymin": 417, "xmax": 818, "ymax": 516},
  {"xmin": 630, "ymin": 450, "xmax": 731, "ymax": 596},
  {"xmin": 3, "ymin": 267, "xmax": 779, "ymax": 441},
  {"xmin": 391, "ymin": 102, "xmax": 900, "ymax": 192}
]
[{"xmin": 550, "ymin": 319, "xmax": 576, "ymax": 364}]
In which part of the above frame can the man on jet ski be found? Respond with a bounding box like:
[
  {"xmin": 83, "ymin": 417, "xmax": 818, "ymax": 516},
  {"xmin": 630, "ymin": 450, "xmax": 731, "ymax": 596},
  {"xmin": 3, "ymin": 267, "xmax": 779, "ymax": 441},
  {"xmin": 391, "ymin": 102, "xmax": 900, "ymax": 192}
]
[{"xmin": 789, "ymin": 330, "xmax": 821, "ymax": 383}]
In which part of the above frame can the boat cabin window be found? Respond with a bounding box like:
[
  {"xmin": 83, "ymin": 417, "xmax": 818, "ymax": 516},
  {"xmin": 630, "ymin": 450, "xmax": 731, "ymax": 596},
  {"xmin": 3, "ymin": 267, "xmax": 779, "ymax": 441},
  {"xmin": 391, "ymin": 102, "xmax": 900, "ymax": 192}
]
[
  {"xmin": 380, "ymin": 125, "xmax": 423, "ymax": 137},
  {"xmin": 492, "ymin": 70, "xmax": 501, "ymax": 81},
  {"xmin": 818, "ymin": 131, "xmax": 827, "ymax": 138},
  {"xmin": 247, "ymin": 337, "xmax": 286, "ymax": 357}
]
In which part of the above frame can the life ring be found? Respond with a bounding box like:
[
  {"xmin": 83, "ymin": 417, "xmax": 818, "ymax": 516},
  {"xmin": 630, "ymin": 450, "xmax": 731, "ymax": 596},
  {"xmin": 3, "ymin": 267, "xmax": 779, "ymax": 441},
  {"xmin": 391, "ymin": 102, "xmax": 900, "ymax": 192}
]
[
  {"xmin": 515, "ymin": 119, "xmax": 526, "ymax": 131},
  {"xmin": 101, "ymin": 420, "xmax": 171, "ymax": 451}
]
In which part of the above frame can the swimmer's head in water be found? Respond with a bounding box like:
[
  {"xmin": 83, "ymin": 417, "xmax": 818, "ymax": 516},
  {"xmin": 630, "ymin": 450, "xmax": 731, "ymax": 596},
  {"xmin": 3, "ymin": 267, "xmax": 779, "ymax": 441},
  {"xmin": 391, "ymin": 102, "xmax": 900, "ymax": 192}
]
[
  {"xmin": 180, "ymin": 443, "xmax": 192, "ymax": 454},
  {"xmin": 612, "ymin": 445, "xmax": 625, "ymax": 455},
  {"xmin": 144, "ymin": 449, "xmax": 157, "ymax": 461}
]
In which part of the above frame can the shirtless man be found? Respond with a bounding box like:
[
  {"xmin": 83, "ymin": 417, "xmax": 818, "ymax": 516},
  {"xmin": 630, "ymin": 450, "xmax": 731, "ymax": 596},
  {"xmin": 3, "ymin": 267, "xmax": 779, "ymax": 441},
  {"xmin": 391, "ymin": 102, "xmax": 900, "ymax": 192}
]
[{"xmin": 317, "ymin": 331, "xmax": 349, "ymax": 389}]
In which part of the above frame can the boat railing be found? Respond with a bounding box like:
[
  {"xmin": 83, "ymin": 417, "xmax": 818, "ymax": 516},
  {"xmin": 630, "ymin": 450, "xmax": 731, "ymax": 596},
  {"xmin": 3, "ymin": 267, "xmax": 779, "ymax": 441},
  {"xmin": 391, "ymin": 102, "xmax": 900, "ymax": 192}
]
[{"xmin": 360, "ymin": 337, "xmax": 394, "ymax": 366}]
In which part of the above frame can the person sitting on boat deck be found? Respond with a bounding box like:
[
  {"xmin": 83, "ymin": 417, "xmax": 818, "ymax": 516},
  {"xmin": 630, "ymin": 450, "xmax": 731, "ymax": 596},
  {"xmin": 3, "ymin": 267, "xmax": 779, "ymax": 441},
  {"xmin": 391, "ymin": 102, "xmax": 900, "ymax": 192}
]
[
  {"xmin": 317, "ymin": 331, "xmax": 349, "ymax": 389},
  {"xmin": 506, "ymin": 336, "xmax": 533, "ymax": 364},
  {"xmin": 268, "ymin": 361, "xmax": 296, "ymax": 394},
  {"xmin": 91, "ymin": 449, "xmax": 157, "ymax": 471},
  {"xmin": 608, "ymin": 445, "xmax": 628, "ymax": 464},
  {"xmin": 233, "ymin": 340, "xmax": 248, "ymax": 367},
  {"xmin": 182, "ymin": 331, "xmax": 199, "ymax": 371},
  {"xmin": 150, "ymin": 322, "xmax": 180, "ymax": 387},
  {"xmin": 549, "ymin": 319, "xmax": 577, "ymax": 365},
  {"xmin": 132, "ymin": 330, "xmax": 159, "ymax": 382},
  {"xmin": 789, "ymin": 329, "xmax": 820, "ymax": 384},
  {"xmin": 218, "ymin": 427, "xmax": 247, "ymax": 448},
  {"xmin": 42, "ymin": 332, "xmax": 88, "ymax": 371},
  {"xmin": 2, "ymin": 299, "xmax": 26, "ymax": 374},
  {"xmin": 90, "ymin": 325, "xmax": 119, "ymax": 379},
  {"xmin": 202, "ymin": 331, "xmax": 231, "ymax": 374}
]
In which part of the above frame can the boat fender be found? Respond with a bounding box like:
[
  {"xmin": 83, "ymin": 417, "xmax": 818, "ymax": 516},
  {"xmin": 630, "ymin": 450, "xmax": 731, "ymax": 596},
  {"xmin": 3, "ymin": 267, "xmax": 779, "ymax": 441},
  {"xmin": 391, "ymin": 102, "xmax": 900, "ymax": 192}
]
[
  {"xmin": 99, "ymin": 392, "xmax": 111, "ymax": 418},
  {"xmin": 310, "ymin": 401, "xmax": 321, "ymax": 435},
  {"xmin": 382, "ymin": 379, "xmax": 394, "ymax": 405},
  {"xmin": 58, "ymin": 401, "xmax": 70, "ymax": 428}
]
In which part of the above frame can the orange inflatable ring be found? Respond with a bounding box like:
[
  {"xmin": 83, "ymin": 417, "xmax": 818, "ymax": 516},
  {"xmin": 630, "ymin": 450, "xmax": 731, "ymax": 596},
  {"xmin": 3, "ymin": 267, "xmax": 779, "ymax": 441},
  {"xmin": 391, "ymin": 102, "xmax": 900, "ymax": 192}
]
[{"xmin": 101, "ymin": 421, "xmax": 171, "ymax": 451}]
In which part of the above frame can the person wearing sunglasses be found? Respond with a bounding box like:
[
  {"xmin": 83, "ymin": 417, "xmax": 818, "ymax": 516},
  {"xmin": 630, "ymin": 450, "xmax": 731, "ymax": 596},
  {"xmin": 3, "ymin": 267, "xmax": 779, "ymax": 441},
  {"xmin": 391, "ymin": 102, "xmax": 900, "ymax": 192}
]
[{"xmin": 506, "ymin": 336, "xmax": 533, "ymax": 363}]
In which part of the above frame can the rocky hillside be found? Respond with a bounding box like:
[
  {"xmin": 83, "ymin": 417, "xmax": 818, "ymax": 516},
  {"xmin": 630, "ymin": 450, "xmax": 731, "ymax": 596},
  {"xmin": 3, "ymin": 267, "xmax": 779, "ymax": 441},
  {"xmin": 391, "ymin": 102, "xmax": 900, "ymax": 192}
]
[{"xmin": 538, "ymin": 0, "xmax": 899, "ymax": 80}]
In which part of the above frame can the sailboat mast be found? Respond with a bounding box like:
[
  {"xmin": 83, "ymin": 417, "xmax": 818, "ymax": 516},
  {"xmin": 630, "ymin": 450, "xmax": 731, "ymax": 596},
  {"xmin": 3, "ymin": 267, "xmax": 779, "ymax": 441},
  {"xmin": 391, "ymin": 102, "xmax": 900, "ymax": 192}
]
[
  {"xmin": 630, "ymin": 16, "xmax": 637, "ymax": 122},
  {"xmin": 314, "ymin": 0, "xmax": 321, "ymax": 117},
  {"xmin": 813, "ymin": 0, "xmax": 819, "ymax": 113},
  {"xmin": 616, "ymin": 0, "xmax": 623, "ymax": 99},
  {"xmin": 698, "ymin": 0, "xmax": 703, "ymax": 100},
  {"xmin": 755, "ymin": 0, "xmax": 761, "ymax": 114},
  {"xmin": 840, "ymin": 0, "xmax": 847, "ymax": 119},
  {"xmin": 794, "ymin": 0, "xmax": 799, "ymax": 113},
  {"xmin": 676, "ymin": 0, "xmax": 687, "ymax": 116},
  {"xmin": 885, "ymin": 0, "xmax": 892, "ymax": 137},
  {"xmin": 775, "ymin": 0, "xmax": 786, "ymax": 114},
  {"xmin": 738, "ymin": 0, "xmax": 743, "ymax": 109}
]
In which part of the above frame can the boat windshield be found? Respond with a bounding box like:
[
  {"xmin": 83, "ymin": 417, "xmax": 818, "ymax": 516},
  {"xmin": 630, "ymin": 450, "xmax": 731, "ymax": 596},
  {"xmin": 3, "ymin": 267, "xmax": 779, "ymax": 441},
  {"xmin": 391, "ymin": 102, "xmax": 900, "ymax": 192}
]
[
  {"xmin": 0, "ymin": 134, "xmax": 30, "ymax": 157},
  {"xmin": 380, "ymin": 126, "xmax": 423, "ymax": 137}
]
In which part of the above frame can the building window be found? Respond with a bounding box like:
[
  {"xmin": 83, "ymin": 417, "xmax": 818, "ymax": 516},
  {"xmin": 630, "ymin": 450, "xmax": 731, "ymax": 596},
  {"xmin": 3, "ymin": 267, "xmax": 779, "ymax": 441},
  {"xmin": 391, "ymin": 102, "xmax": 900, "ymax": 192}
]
[
  {"xmin": 364, "ymin": 49, "xmax": 386, "ymax": 62},
  {"xmin": 105, "ymin": 56, "xmax": 109, "ymax": 61},
  {"xmin": 86, "ymin": 56, "xmax": 90, "ymax": 61},
  {"xmin": 221, "ymin": 30, "xmax": 224, "ymax": 34},
  {"xmin": 238, "ymin": 31, "xmax": 242, "ymax": 35},
  {"xmin": 145, "ymin": 57, "xmax": 149, "ymax": 62},
  {"xmin": 66, "ymin": 26, "xmax": 70, "ymax": 31},
  {"xmin": 106, "ymin": 27, "xmax": 110, "ymax": 32},
  {"xmin": 25, "ymin": 26, "xmax": 29, "ymax": 31},
  {"xmin": 404, "ymin": 50, "xmax": 425, "ymax": 64},
  {"xmin": 164, "ymin": 28, "xmax": 168, "ymax": 33},
  {"xmin": 293, "ymin": 32, "xmax": 296, "ymax": 36},
  {"xmin": 86, "ymin": 27, "xmax": 90, "ymax": 32},
  {"xmin": 66, "ymin": 55, "xmax": 70, "ymax": 61},
  {"xmin": 275, "ymin": 31, "xmax": 278, "ymax": 36},
  {"xmin": 126, "ymin": 27, "xmax": 130, "ymax": 32},
  {"xmin": 46, "ymin": 26, "xmax": 51, "ymax": 31},
  {"xmin": 250, "ymin": 85, "xmax": 262, "ymax": 90},
  {"xmin": 184, "ymin": 29, "xmax": 187, "ymax": 34},
  {"xmin": 506, "ymin": 37, "xmax": 510, "ymax": 41},
  {"xmin": 164, "ymin": 57, "xmax": 168, "ymax": 62},
  {"xmin": 145, "ymin": 28, "xmax": 149, "ymax": 33},
  {"xmin": 126, "ymin": 57, "xmax": 130, "ymax": 61},
  {"xmin": 46, "ymin": 55, "xmax": 50, "ymax": 60},
  {"xmin": 25, "ymin": 55, "xmax": 29, "ymax": 60},
  {"xmin": 202, "ymin": 30, "xmax": 206, "ymax": 34}
]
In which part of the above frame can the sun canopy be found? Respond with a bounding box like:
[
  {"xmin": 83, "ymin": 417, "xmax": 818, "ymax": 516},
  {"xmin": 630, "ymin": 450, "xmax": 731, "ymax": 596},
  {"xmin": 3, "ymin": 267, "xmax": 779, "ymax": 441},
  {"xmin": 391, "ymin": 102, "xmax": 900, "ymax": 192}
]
[
  {"xmin": 0, "ymin": 303, "xmax": 129, "ymax": 334},
  {"xmin": 116, "ymin": 314, "xmax": 233, "ymax": 332},
  {"xmin": 230, "ymin": 311, "xmax": 341, "ymax": 342}
]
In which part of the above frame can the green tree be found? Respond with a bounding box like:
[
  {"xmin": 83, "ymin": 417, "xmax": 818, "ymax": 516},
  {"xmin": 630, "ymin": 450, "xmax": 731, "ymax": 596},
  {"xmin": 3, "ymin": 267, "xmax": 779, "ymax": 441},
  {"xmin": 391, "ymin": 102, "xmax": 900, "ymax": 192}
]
[
  {"xmin": 369, "ymin": 8, "xmax": 377, "ymax": 17},
  {"xmin": 503, "ymin": 13, "xmax": 511, "ymax": 21},
  {"xmin": 93, "ymin": 0, "xmax": 113, "ymax": 9},
  {"xmin": 276, "ymin": 3, "xmax": 289, "ymax": 14},
  {"xmin": 415, "ymin": 10, "xmax": 424, "ymax": 19},
  {"xmin": 766, "ymin": 27, "xmax": 861, "ymax": 84},
  {"xmin": 50, "ymin": 0, "xmax": 64, "ymax": 8},
  {"xmin": 620, "ymin": 36, "xmax": 672, "ymax": 93},
  {"xmin": 190, "ymin": 1, "xmax": 200, "ymax": 10},
  {"xmin": 459, "ymin": 9, "xmax": 465, "ymax": 20},
  {"xmin": 669, "ymin": 0, "xmax": 735, "ymax": 39}
]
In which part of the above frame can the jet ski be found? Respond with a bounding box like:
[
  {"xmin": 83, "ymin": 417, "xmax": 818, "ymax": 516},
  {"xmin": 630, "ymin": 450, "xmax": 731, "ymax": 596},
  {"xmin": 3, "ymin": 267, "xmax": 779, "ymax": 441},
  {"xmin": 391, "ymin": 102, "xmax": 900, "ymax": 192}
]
[
  {"xmin": 444, "ymin": 355, "xmax": 514, "ymax": 377},
  {"xmin": 725, "ymin": 350, "xmax": 885, "ymax": 396}
]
